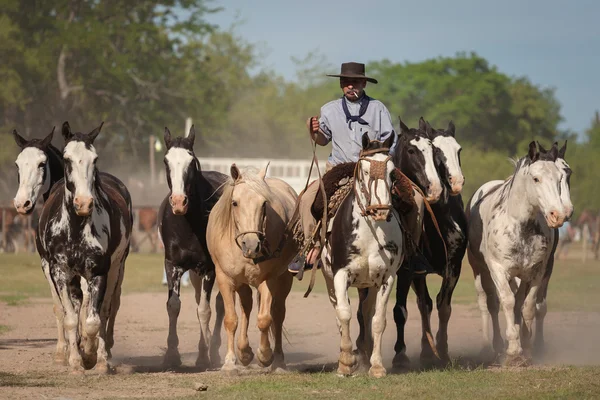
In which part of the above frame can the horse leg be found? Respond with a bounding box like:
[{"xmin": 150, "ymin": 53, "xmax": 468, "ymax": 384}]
[
  {"xmin": 188, "ymin": 271, "xmax": 211, "ymax": 370},
  {"xmin": 369, "ymin": 274, "xmax": 395, "ymax": 378},
  {"xmin": 84, "ymin": 274, "xmax": 110, "ymax": 374},
  {"xmin": 533, "ymin": 278, "xmax": 549, "ymax": 356},
  {"xmin": 521, "ymin": 278, "xmax": 542, "ymax": 363},
  {"xmin": 356, "ymin": 288, "xmax": 374, "ymax": 372},
  {"xmin": 436, "ymin": 270, "xmax": 460, "ymax": 364},
  {"xmin": 51, "ymin": 265, "xmax": 84, "ymax": 374},
  {"xmin": 42, "ymin": 259, "xmax": 68, "ymax": 365},
  {"xmin": 412, "ymin": 275, "xmax": 436, "ymax": 366},
  {"xmin": 392, "ymin": 265, "xmax": 413, "ymax": 370},
  {"xmin": 333, "ymin": 269, "xmax": 356, "ymax": 376},
  {"xmin": 269, "ymin": 271, "xmax": 293, "ymax": 372},
  {"xmin": 163, "ymin": 260, "xmax": 184, "ymax": 368},
  {"xmin": 256, "ymin": 280, "xmax": 276, "ymax": 367},
  {"xmin": 236, "ymin": 284, "xmax": 255, "ymax": 367},
  {"xmin": 488, "ymin": 261, "xmax": 522, "ymax": 364},
  {"xmin": 216, "ymin": 268, "xmax": 239, "ymax": 374},
  {"xmin": 105, "ymin": 257, "xmax": 125, "ymax": 360},
  {"xmin": 211, "ymin": 291, "xmax": 224, "ymax": 367}
]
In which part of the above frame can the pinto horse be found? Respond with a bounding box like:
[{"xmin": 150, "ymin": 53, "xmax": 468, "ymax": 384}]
[
  {"xmin": 467, "ymin": 141, "xmax": 571, "ymax": 365},
  {"xmin": 207, "ymin": 163, "xmax": 298, "ymax": 374},
  {"xmin": 159, "ymin": 126, "xmax": 226, "ymax": 369},
  {"xmin": 36, "ymin": 122, "xmax": 132, "ymax": 373}
]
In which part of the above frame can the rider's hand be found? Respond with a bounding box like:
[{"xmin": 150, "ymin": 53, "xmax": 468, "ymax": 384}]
[{"xmin": 307, "ymin": 116, "xmax": 320, "ymax": 136}]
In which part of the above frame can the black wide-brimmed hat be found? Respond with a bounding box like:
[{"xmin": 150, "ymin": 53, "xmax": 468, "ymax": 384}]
[{"xmin": 326, "ymin": 62, "xmax": 378, "ymax": 84}]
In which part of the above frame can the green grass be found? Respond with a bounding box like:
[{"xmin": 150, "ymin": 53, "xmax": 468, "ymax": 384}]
[
  {"xmin": 1, "ymin": 367, "xmax": 599, "ymax": 399},
  {"xmin": 0, "ymin": 325, "xmax": 10, "ymax": 335},
  {"xmin": 1, "ymin": 251, "xmax": 599, "ymax": 312}
]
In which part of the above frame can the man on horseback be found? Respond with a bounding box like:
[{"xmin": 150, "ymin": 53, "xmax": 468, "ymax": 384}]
[{"xmin": 289, "ymin": 62, "xmax": 423, "ymax": 276}]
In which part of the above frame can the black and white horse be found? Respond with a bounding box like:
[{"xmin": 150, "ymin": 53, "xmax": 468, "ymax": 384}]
[
  {"xmin": 393, "ymin": 120, "xmax": 468, "ymax": 368},
  {"xmin": 466, "ymin": 142, "xmax": 571, "ymax": 365},
  {"xmin": 159, "ymin": 126, "xmax": 226, "ymax": 370},
  {"xmin": 36, "ymin": 122, "xmax": 132, "ymax": 373}
]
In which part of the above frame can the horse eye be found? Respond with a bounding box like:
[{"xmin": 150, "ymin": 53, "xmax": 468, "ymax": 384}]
[
  {"xmin": 533, "ymin": 177, "xmax": 540, "ymax": 183},
  {"xmin": 38, "ymin": 162, "xmax": 45, "ymax": 169},
  {"xmin": 408, "ymin": 149, "xmax": 415, "ymax": 155},
  {"xmin": 232, "ymin": 200, "xmax": 238, "ymax": 207}
]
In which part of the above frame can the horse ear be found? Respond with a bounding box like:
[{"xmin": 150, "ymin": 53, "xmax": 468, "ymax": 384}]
[
  {"xmin": 187, "ymin": 125, "xmax": 196, "ymax": 147},
  {"xmin": 447, "ymin": 120, "xmax": 456, "ymax": 137},
  {"xmin": 40, "ymin": 127, "xmax": 55, "ymax": 148},
  {"xmin": 537, "ymin": 141, "xmax": 548, "ymax": 154},
  {"xmin": 164, "ymin": 127, "xmax": 172, "ymax": 149},
  {"xmin": 62, "ymin": 121, "xmax": 73, "ymax": 142},
  {"xmin": 383, "ymin": 133, "xmax": 394, "ymax": 149},
  {"xmin": 230, "ymin": 163, "xmax": 241, "ymax": 181},
  {"xmin": 548, "ymin": 144, "xmax": 559, "ymax": 160},
  {"xmin": 528, "ymin": 141, "xmax": 539, "ymax": 162},
  {"xmin": 361, "ymin": 132, "xmax": 370, "ymax": 150},
  {"xmin": 88, "ymin": 121, "xmax": 103, "ymax": 143},
  {"xmin": 558, "ymin": 140, "xmax": 567, "ymax": 159},
  {"xmin": 418, "ymin": 117, "xmax": 427, "ymax": 132},
  {"xmin": 12, "ymin": 129, "xmax": 28, "ymax": 148},
  {"xmin": 425, "ymin": 120, "xmax": 434, "ymax": 137},
  {"xmin": 258, "ymin": 162, "xmax": 270, "ymax": 181},
  {"xmin": 398, "ymin": 117, "xmax": 409, "ymax": 134}
]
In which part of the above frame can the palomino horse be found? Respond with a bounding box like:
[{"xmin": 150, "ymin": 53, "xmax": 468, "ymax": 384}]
[
  {"xmin": 159, "ymin": 126, "xmax": 226, "ymax": 369},
  {"xmin": 36, "ymin": 122, "xmax": 132, "ymax": 373},
  {"xmin": 321, "ymin": 133, "xmax": 403, "ymax": 378},
  {"xmin": 466, "ymin": 141, "xmax": 571, "ymax": 365},
  {"xmin": 207, "ymin": 163, "xmax": 298, "ymax": 374},
  {"xmin": 393, "ymin": 120, "xmax": 468, "ymax": 368}
]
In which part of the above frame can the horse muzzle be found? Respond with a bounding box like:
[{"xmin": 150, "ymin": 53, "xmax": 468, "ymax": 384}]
[
  {"xmin": 74, "ymin": 196, "xmax": 94, "ymax": 217},
  {"xmin": 546, "ymin": 210, "xmax": 566, "ymax": 229},
  {"xmin": 13, "ymin": 198, "xmax": 34, "ymax": 215},
  {"xmin": 449, "ymin": 176, "xmax": 465, "ymax": 196},
  {"xmin": 169, "ymin": 194, "xmax": 188, "ymax": 215},
  {"xmin": 239, "ymin": 234, "xmax": 263, "ymax": 259}
]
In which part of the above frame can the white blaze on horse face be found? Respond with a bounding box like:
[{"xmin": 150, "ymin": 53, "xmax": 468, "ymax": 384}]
[
  {"xmin": 410, "ymin": 138, "xmax": 442, "ymax": 202},
  {"xmin": 14, "ymin": 147, "xmax": 48, "ymax": 214},
  {"xmin": 527, "ymin": 161, "xmax": 566, "ymax": 228},
  {"xmin": 165, "ymin": 148, "xmax": 193, "ymax": 197},
  {"xmin": 432, "ymin": 136, "xmax": 464, "ymax": 195},
  {"xmin": 64, "ymin": 141, "xmax": 97, "ymax": 215},
  {"xmin": 556, "ymin": 158, "xmax": 574, "ymax": 219}
]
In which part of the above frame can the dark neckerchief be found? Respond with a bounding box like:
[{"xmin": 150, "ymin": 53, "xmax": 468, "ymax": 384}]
[{"xmin": 341, "ymin": 93, "xmax": 370, "ymax": 129}]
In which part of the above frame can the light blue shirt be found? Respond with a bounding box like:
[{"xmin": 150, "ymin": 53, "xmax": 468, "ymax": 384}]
[{"xmin": 319, "ymin": 94, "xmax": 397, "ymax": 165}]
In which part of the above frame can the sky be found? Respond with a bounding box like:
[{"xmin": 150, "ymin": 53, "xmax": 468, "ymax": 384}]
[{"xmin": 205, "ymin": 0, "xmax": 600, "ymax": 137}]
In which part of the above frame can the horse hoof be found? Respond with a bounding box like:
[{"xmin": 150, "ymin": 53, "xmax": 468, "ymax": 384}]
[
  {"xmin": 162, "ymin": 350, "xmax": 182, "ymax": 370},
  {"xmin": 54, "ymin": 354, "xmax": 68, "ymax": 366},
  {"xmin": 195, "ymin": 357, "xmax": 210, "ymax": 372},
  {"xmin": 70, "ymin": 366, "xmax": 85, "ymax": 376},
  {"xmin": 391, "ymin": 353, "xmax": 411, "ymax": 371},
  {"xmin": 221, "ymin": 364, "xmax": 239, "ymax": 376},
  {"xmin": 337, "ymin": 362, "xmax": 357, "ymax": 377},
  {"xmin": 82, "ymin": 353, "xmax": 98, "ymax": 370},
  {"xmin": 368, "ymin": 365, "xmax": 387, "ymax": 378},
  {"xmin": 502, "ymin": 353, "xmax": 531, "ymax": 367},
  {"xmin": 238, "ymin": 347, "xmax": 254, "ymax": 367},
  {"xmin": 257, "ymin": 348, "xmax": 274, "ymax": 368},
  {"xmin": 91, "ymin": 363, "xmax": 111, "ymax": 375}
]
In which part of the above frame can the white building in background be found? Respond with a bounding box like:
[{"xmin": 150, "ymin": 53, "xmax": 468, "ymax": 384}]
[{"xmin": 196, "ymin": 157, "xmax": 325, "ymax": 194}]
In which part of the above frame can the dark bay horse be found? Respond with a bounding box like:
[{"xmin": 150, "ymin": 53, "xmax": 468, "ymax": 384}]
[
  {"xmin": 159, "ymin": 126, "xmax": 226, "ymax": 370},
  {"xmin": 36, "ymin": 122, "xmax": 132, "ymax": 373}
]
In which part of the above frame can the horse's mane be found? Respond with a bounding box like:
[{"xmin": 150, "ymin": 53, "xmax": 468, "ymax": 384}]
[
  {"xmin": 210, "ymin": 167, "xmax": 273, "ymax": 238},
  {"xmin": 495, "ymin": 156, "xmax": 530, "ymax": 206}
]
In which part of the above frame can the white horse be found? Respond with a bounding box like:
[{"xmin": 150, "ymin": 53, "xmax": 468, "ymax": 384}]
[
  {"xmin": 466, "ymin": 141, "xmax": 571, "ymax": 365},
  {"xmin": 321, "ymin": 133, "xmax": 403, "ymax": 378}
]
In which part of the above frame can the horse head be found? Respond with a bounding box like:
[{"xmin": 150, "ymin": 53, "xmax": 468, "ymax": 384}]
[
  {"xmin": 62, "ymin": 121, "xmax": 103, "ymax": 217},
  {"xmin": 522, "ymin": 141, "xmax": 569, "ymax": 228},
  {"xmin": 538, "ymin": 140, "xmax": 573, "ymax": 221},
  {"xmin": 228, "ymin": 163, "xmax": 272, "ymax": 259},
  {"xmin": 394, "ymin": 117, "xmax": 442, "ymax": 203},
  {"xmin": 356, "ymin": 132, "xmax": 396, "ymax": 221},
  {"xmin": 13, "ymin": 127, "xmax": 55, "ymax": 215},
  {"xmin": 428, "ymin": 120, "xmax": 465, "ymax": 195},
  {"xmin": 163, "ymin": 125, "xmax": 200, "ymax": 215}
]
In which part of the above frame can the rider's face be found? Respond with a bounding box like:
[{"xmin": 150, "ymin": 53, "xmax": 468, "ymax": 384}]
[{"xmin": 340, "ymin": 78, "xmax": 367, "ymax": 101}]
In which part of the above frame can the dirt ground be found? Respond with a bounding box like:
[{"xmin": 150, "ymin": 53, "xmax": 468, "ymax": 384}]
[{"xmin": 1, "ymin": 288, "xmax": 600, "ymax": 399}]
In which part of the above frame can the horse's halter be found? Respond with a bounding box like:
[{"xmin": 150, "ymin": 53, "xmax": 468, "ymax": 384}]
[
  {"xmin": 231, "ymin": 182, "xmax": 285, "ymax": 264},
  {"xmin": 354, "ymin": 147, "xmax": 393, "ymax": 221}
]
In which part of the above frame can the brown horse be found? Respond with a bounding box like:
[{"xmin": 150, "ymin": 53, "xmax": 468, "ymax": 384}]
[
  {"xmin": 206, "ymin": 164, "xmax": 298, "ymax": 374},
  {"xmin": 131, "ymin": 207, "xmax": 160, "ymax": 253}
]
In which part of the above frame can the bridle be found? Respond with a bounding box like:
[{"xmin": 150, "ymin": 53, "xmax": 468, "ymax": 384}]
[
  {"xmin": 354, "ymin": 147, "xmax": 393, "ymax": 221},
  {"xmin": 231, "ymin": 182, "xmax": 286, "ymax": 264}
]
